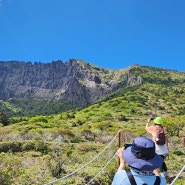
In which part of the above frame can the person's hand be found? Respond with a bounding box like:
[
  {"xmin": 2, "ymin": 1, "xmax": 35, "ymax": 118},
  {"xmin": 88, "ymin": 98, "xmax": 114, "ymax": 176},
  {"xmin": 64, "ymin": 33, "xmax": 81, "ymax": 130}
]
[
  {"xmin": 116, "ymin": 148, "xmax": 126, "ymax": 171},
  {"xmin": 147, "ymin": 117, "xmax": 154, "ymax": 123},
  {"xmin": 116, "ymin": 148, "xmax": 124, "ymax": 159},
  {"xmin": 146, "ymin": 118, "xmax": 151, "ymax": 129},
  {"xmin": 153, "ymin": 169, "xmax": 160, "ymax": 176}
]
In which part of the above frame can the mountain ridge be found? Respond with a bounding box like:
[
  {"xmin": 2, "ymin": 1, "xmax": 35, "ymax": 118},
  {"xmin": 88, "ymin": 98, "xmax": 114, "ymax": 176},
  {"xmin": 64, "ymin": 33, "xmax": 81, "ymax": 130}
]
[
  {"xmin": 0, "ymin": 59, "xmax": 185, "ymax": 116},
  {"xmin": 0, "ymin": 60, "xmax": 143, "ymax": 104}
]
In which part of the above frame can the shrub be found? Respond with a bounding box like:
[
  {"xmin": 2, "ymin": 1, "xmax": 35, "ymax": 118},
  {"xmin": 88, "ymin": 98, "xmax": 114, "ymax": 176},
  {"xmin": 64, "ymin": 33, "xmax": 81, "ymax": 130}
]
[
  {"xmin": 0, "ymin": 112, "xmax": 10, "ymax": 126},
  {"xmin": 29, "ymin": 115, "xmax": 48, "ymax": 123},
  {"xmin": 0, "ymin": 152, "xmax": 25, "ymax": 185},
  {"xmin": 22, "ymin": 140, "xmax": 36, "ymax": 151},
  {"xmin": 172, "ymin": 150, "xmax": 184, "ymax": 156},
  {"xmin": 93, "ymin": 121, "xmax": 112, "ymax": 131},
  {"xmin": 0, "ymin": 141, "xmax": 22, "ymax": 152},
  {"xmin": 77, "ymin": 143, "xmax": 98, "ymax": 153}
]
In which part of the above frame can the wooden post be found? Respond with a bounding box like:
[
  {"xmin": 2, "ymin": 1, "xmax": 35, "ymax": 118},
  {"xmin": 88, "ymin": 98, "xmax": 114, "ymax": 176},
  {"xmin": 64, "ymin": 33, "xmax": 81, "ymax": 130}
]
[
  {"xmin": 183, "ymin": 137, "xmax": 185, "ymax": 147},
  {"xmin": 118, "ymin": 128, "xmax": 121, "ymax": 166},
  {"xmin": 118, "ymin": 128, "xmax": 121, "ymax": 148},
  {"xmin": 165, "ymin": 134, "xmax": 168, "ymax": 147}
]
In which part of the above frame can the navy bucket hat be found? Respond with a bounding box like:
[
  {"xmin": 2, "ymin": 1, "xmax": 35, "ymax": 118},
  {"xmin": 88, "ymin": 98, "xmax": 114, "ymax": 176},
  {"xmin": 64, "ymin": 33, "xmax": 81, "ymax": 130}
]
[{"xmin": 122, "ymin": 136, "xmax": 163, "ymax": 171}]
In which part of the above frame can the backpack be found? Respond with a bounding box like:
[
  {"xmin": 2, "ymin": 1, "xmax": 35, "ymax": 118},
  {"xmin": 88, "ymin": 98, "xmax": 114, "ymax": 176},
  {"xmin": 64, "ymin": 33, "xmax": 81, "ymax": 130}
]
[{"xmin": 156, "ymin": 126, "xmax": 165, "ymax": 145}]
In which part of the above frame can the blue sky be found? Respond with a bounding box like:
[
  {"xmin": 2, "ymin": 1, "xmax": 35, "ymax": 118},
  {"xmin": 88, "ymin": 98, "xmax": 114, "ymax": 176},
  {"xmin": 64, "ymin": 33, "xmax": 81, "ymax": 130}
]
[{"xmin": 0, "ymin": 0, "xmax": 185, "ymax": 71}]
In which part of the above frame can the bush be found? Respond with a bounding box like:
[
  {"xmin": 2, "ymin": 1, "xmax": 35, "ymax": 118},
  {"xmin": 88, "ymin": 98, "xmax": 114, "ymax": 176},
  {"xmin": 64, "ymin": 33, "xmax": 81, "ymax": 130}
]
[
  {"xmin": 22, "ymin": 140, "xmax": 36, "ymax": 151},
  {"xmin": 0, "ymin": 112, "xmax": 10, "ymax": 126},
  {"xmin": 172, "ymin": 150, "xmax": 184, "ymax": 156},
  {"xmin": 0, "ymin": 141, "xmax": 22, "ymax": 152},
  {"xmin": 0, "ymin": 152, "xmax": 25, "ymax": 185},
  {"xmin": 0, "ymin": 140, "xmax": 50, "ymax": 154},
  {"xmin": 93, "ymin": 121, "xmax": 112, "ymax": 131},
  {"xmin": 77, "ymin": 143, "xmax": 98, "ymax": 153}
]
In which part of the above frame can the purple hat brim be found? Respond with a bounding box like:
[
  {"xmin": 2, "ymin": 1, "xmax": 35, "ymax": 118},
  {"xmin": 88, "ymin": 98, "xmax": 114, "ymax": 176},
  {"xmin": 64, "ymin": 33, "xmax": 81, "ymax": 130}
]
[{"xmin": 122, "ymin": 146, "xmax": 163, "ymax": 171}]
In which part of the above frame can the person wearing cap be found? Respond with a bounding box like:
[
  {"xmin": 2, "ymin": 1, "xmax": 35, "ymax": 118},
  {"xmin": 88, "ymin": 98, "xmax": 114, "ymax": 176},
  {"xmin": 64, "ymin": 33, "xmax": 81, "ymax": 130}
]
[
  {"xmin": 145, "ymin": 117, "xmax": 169, "ymax": 178},
  {"xmin": 112, "ymin": 136, "xmax": 166, "ymax": 185}
]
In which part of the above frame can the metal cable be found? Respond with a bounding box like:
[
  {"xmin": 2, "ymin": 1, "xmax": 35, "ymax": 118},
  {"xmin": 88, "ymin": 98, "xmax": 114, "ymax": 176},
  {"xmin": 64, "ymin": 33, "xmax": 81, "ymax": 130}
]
[
  {"xmin": 44, "ymin": 130, "xmax": 120, "ymax": 185},
  {"xmin": 170, "ymin": 165, "xmax": 185, "ymax": 185},
  {"xmin": 85, "ymin": 150, "xmax": 117, "ymax": 184}
]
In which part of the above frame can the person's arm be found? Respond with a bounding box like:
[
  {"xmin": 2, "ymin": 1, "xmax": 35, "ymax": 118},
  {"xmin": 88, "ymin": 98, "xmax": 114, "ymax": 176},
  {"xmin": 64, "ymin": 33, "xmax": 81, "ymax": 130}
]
[
  {"xmin": 116, "ymin": 148, "xmax": 126, "ymax": 171},
  {"xmin": 145, "ymin": 119, "xmax": 158, "ymax": 142},
  {"xmin": 153, "ymin": 169, "xmax": 160, "ymax": 176},
  {"xmin": 163, "ymin": 126, "xmax": 168, "ymax": 147},
  {"xmin": 145, "ymin": 118, "xmax": 153, "ymax": 130},
  {"xmin": 145, "ymin": 118, "xmax": 150, "ymax": 129}
]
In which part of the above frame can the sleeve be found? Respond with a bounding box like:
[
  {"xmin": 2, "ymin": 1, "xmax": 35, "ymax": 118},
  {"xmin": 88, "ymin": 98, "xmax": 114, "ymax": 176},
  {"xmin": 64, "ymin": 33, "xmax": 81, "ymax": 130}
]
[{"xmin": 112, "ymin": 170, "xmax": 130, "ymax": 185}]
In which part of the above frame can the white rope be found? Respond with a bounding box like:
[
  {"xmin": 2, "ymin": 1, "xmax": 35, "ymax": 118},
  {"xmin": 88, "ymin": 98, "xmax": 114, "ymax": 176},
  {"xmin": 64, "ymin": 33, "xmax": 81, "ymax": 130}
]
[
  {"xmin": 170, "ymin": 165, "xmax": 185, "ymax": 185},
  {"xmin": 85, "ymin": 150, "xmax": 117, "ymax": 184},
  {"xmin": 44, "ymin": 130, "xmax": 120, "ymax": 185}
]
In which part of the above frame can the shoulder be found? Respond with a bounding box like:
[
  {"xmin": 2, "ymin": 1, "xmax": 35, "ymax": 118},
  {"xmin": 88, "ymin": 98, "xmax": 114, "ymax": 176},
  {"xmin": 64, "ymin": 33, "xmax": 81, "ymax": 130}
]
[
  {"xmin": 159, "ymin": 176, "xmax": 167, "ymax": 185},
  {"xmin": 131, "ymin": 171, "xmax": 165, "ymax": 184},
  {"xmin": 146, "ymin": 125, "xmax": 156, "ymax": 131},
  {"xmin": 112, "ymin": 170, "xmax": 130, "ymax": 185},
  {"xmin": 146, "ymin": 125, "xmax": 157, "ymax": 134}
]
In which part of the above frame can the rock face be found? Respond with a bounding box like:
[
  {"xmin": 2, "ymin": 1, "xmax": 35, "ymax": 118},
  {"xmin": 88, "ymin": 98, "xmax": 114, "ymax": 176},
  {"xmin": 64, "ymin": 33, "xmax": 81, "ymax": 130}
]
[{"xmin": 0, "ymin": 60, "xmax": 143, "ymax": 106}]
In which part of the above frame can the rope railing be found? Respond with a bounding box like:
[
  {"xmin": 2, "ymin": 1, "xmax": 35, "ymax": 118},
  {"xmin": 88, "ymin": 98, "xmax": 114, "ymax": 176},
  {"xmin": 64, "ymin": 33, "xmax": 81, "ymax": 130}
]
[
  {"xmin": 86, "ymin": 150, "xmax": 117, "ymax": 184},
  {"xmin": 170, "ymin": 165, "xmax": 185, "ymax": 185},
  {"xmin": 44, "ymin": 129, "xmax": 184, "ymax": 185},
  {"xmin": 44, "ymin": 130, "xmax": 120, "ymax": 185}
]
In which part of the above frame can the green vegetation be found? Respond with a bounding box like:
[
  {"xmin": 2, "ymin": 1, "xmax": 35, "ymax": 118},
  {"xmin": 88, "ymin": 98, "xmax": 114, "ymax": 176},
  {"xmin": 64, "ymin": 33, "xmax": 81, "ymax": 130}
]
[
  {"xmin": 0, "ymin": 112, "xmax": 10, "ymax": 126},
  {"xmin": 0, "ymin": 98, "xmax": 79, "ymax": 117},
  {"xmin": 0, "ymin": 65, "xmax": 185, "ymax": 184}
]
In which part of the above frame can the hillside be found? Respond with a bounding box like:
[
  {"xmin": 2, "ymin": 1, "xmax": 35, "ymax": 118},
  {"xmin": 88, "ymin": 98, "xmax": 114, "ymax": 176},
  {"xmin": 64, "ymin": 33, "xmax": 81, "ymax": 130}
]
[
  {"xmin": 0, "ymin": 60, "xmax": 123, "ymax": 106},
  {"xmin": 0, "ymin": 61, "xmax": 185, "ymax": 185},
  {"xmin": 0, "ymin": 60, "xmax": 185, "ymax": 117}
]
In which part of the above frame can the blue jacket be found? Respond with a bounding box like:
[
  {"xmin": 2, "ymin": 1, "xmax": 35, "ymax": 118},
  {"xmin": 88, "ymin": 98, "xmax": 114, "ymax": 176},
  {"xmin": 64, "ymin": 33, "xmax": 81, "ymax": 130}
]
[{"xmin": 112, "ymin": 169, "xmax": 166, "ymax": 185}]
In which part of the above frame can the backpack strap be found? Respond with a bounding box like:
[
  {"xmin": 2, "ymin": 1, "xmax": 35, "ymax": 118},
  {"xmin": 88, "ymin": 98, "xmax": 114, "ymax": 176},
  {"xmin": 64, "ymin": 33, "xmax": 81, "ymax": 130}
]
[
  {"xmin": 126, "ymin": 170, "xmax": 137, "ymax": 185},
  {"xmin": 156, "ymin": 125, "xmax": 164, "ymax": 133},
  {"xmin": 155, "ymin": 125, "xmax": 164, "ymax": 139},
  {"xmin": 154, "ymin": 176, "xmax": 161, "ymax": 185},
  {"xmin": 155, "ymin": 125, "xmax": 159, "ymax": 141},
  {"xmin": 126, "ymin": 169, "xmax": 161, "ymax": 185}
]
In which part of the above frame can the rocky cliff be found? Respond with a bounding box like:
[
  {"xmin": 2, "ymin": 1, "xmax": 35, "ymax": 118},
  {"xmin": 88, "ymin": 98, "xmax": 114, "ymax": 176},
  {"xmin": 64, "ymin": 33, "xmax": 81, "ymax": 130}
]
[{"xmin": 0, "ymin": 59, "xmax": 143, "ymax": 106}]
